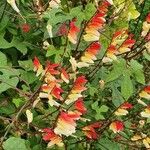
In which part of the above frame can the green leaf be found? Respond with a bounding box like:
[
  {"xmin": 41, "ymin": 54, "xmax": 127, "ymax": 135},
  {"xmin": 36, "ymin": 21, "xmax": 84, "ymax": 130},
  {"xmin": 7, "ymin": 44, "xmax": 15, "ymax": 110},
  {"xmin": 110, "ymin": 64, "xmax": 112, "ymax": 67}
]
[
  {"xmin": 99, "ymin": 105, "xmax": 109, "ymax": 112},
  {"xmin": 144, "ymin": 51, "xmax": 150, "ymax": 61},
  {"xmin": 20, "ymin": 71, "xmax": 37, "ymax": 84},
  {"xmin": 111, "ymin": 83, "xmax": 125, "ymax": 107},
  {"xmin": 0, "ymin": 68, "xmax": 20, "ymax": 93},
  {"xmin": 130, "ymin": 60, "xmax": 145, "ymax": 84},
  {"xmin": 44, "ymin": 8, "xmax": 69, "ymax": 26},
  {"xmin": 18, "ymin": 60, "xmax": 33, "ymax": 71},
  {"xmin": 84, "ymin": 3, "xmax": 96, "ymax": 20},
  {"xmin": 105, "ymin": 59, "xmax": 126, "ymax": 83},
  {"xmin": 12, "ymin": 98, "xmax": 24, "ymax": 108},
  {"xmin": 98, "ymin": 138, "xmax": 120, "ymax": 150},
  {"xmin": 3, "ymin": 137, "xmax": 31, "ymax": 150},
  {"xmin": 121, "ymin": 73, "xmax": 133, "ymax": 99},
  {"xmin": 0, "ymin": 51, "xmax": 7, "ymax": 66},
  {"xmin": 91, "ymin": 101, "xmax": 98, "ymax": 110},
  {"xmin": 88, "ymin": 85, "xmax": 98, "ymax": 96},
  {"xmin": 11, "ymin": 37, "xmax": 28, "ymax": 55},
  {"xmin": 92, "ymin": 102, "xmax": 108, "ymax": 120},
  {"xmin": 0, "ymin": 76, "xmax": 19, "ymax": 93}
]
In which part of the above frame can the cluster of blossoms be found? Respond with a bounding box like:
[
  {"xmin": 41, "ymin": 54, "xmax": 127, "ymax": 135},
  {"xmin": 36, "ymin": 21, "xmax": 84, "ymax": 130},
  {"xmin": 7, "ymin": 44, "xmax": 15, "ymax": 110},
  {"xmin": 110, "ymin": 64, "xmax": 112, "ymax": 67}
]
[
  {"xmin": 142, "ymin": 13, "xmax": 150, "ymax": 54},
  {"xmin": 131, "ymin": 134, "xmax": 150, "ymax": 149},
  {"xmin": 68, "ymin": 19, "xmax": 80, "ymax": 44},
  {"xmin": 33, "ymin": 57, "xmax": 91, "ymax": 147},
  {"xmin": 139, "ymin": 86, "xmax": 150, "ymax": 118},
  {"xmin": 31, "ymin": 2, "xmax": 149, "ymax": 150},
  {"xmin": 103, "ymin": 30, "xmax": 135, "ymax": 63},
  {"xmin": 114, "ymin": 102, "xmax": 133, "ymax": 116},
  {"xmin": 33, "ymin": 57, "xmax": 68, "ymax": 107},
  {"xmin": 67, "ymin": 0, "xmax": 113, "ymax": 44},
  {"xmin": 141, "ymin": 13, "xmax": 150, "ymax": 37},
  {"xmin": 84, "ymin": 1, "xmax": 111, "ymax": 42},
  {"xmin": 109, "ymin": 120, "xmax": 124, "ymax": 133},
  {"xmin": 33, "ymin": 56, "xmax": 129, "ymax": 147},
  {"xmin": 69, "ymin": 42, "xmax": 101, "ymax": 70}
]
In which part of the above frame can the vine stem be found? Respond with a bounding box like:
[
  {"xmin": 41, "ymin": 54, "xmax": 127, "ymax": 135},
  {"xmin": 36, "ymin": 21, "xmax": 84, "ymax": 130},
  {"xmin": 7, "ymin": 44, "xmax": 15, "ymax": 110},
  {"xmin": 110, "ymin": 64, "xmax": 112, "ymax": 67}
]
[{"xmin": 0, "ymin": 85, "xmax": 41, "ymax": 146}]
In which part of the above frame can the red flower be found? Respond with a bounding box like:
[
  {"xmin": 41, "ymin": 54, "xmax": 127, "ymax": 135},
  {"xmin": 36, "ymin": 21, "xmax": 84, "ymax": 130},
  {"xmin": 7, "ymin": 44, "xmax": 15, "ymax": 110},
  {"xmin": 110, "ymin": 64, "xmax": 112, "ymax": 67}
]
[
  {"xmin": 42, "ymin": 128, "xmax": 64, "ymax": 147},
  {"xmin": 33, "ymin": 57, "xmax": 43, "ymax": 77},
  {"xmin": 54, "ymin": 111, "xmax": 81, "ymax": 136},
  {"xmin": 110, "ymin": 121, "xmax": 124, "ymax": 133},
  {"xmin": 61, "ymin": 68, "xmax": 69, "ymax": 83},
  {"xmin": 21, "ymin": 23, "xmax": 30, "ymax": 33},
  {"xmin": 75, "ymin": 98, "xmax": 87, "ymax": 114},
  {"xmin": 46, "ymin": 61, "xmax": 60, "ymax": 75},
  {"xmin": 68, "ymin": 20, "xmax": 80, "ymax": 44},
  {"xmin": 51, "ymin": 86, "xmax": 63, "ymax": 100},
  {"xmin": 121, "ymin": 102, "xmax": 133, "ymax": 109},
  {"xmin": 87, "ymin": 42, "xmax": 101, "ymax": 55},
  {"xmin": 74, "ymin": 76, "xmax": 87, "ymax": 86},
  {"xmin": 82, "ymin": 122, "xmax": 102, "ymax": 140},
  {"xmin": 144, "ymin": 86, "xmax": 150, "ymax": 94},
  {"xmin": 146, "ymin": 13, "xmax": 150, "ymax": 23}
]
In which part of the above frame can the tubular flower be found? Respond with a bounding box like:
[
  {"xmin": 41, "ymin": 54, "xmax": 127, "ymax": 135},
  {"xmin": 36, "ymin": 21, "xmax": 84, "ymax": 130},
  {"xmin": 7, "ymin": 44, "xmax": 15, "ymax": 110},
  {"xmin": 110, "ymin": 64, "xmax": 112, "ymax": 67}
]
[
  {"xmin": 33, "ymin": 59, "xmax": 64, "ymax": 107},
  {"xmin": 118, "ymin": 36, "xmax": 135, "ymax": 53},
  {"xmin": 68, "ymin": 19, "xmax": 80, "ymax": 44},
  {"xmin": 82, "ymin": 122, "xmax": 102, "ymax": 140},
  {"xmin": 83, "ymin": 1, "xmax": 111, "ymax": 42},
  {"xmin": 51, "ymin": 86, "xmax": 63, "ymax": 100},
  {"xmin": 65, "ymin": 76, "xmax": 87, "ymax": 105},
  {"xmin": 115, "ymin": 102, "xmax": 133, "ymax": 116},
  {"xmin": 54, "ymin": 111, "xmax": 81, "ymax": 136},
  {"xmin": 75, "ymin": 98, "xmax": 87, "ymax": 114},
  {"xmin": 143, "ymin": 137, "xmax": 150, "ymax": 149},
  {"xmin": 131, "ymin": 134, "xmax": 150, "ymax": 149},
  {"xmin": 45, "ymin": 61, "xmax": 60, "ymax": 75},
  {"xmin": 7, "ymin": 0, "xmax": 20, "ymax": 13},
  {"xmin": 77, "ymin": 42, "xmax": 101, "ymax": 68},
  {"xmin": 142, "ymin": 13, "xmax": 150, "ymax": 37},
  {"xmin": 106, "ymin": 45, "xmax": 118, "ymax": 61},
  {"xmin": 103, "ymin": 30, "xmax": 135, "ymax": 63},
  {"xmin": 21, "ymin": 23, "xmax": 30, "ymax": 33},
  {"xmin": 139, "ymin": 86, "xmax": 150, "ymax": 100},
  {"xmin": 42, "ymin": 128, "xmax": 64, "ymax": 147},
  {"xmin": 33, "ymin": 57, "xmax": 44, "ymax": 76},
  {"xmin": 61, "ymin": 68, "xmax": 69, "ymax": 84},
  {"xmin": 109, "ymin": 121, "xmax": 124, "ymax": 133},
  {"xmin": 140, "ymin": 106, "xmax": 150, "ymax": 118}
]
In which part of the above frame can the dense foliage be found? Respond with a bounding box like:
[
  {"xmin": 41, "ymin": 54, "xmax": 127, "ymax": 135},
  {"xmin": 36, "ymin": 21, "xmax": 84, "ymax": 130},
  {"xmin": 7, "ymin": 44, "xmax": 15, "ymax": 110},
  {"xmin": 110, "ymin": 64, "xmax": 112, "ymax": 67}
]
[{"xmin": 0, "ymin": 0, "xmax": 150, "ymax": 149}]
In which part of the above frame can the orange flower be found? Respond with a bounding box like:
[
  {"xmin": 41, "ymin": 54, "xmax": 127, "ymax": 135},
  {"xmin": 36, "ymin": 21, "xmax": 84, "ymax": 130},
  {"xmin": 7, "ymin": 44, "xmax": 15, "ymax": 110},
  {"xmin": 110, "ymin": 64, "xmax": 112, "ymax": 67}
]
[
  {"xmin": 139, "ymin": 86, "xmax": 150, "ymax": 100},
  {"xmin": 84, "ymin": 1, "xmax": 111, "ymax": 42},
  {"xmin": 82, "ymin": 122, "xmax": 102, "ymax": 140},
  {"xmin": 65, "ymin": 76, "xmax": 87, "ymax": 105},
  {"xmin": 54, "ymin": 111, "xmax": 81, "ymax": 136},
  {"xmin": 42, "ymin": 128, "xmax": 64, "ymax": 147},
  {"xmin": 109, "ymin": 121, "xmax": 124, "ymax": 133},
  {"xmin": 146, "ymin": 13, "xmax": 150, "ymax": 23},
  {"xmin": 45, "ymin": 61, "xmax": 60, "ymax": 75},
  {"xmin": 78, "ymin": 42, "xmax": 101, "ymax": 68},
  {"xmin": 51, "ymin": 86, "xmax": 63, "ymax": 100},
  {"xmin": 115, "ymin": 102, "xmax": 133, "ymax": 116},
  {"xmin": 140, "ymin": 106, "xmax": 150, "ymax": 118},
  {"xmin": 61, "ymin": 68, "xmax": 69, "ymax": 83},
  {"xmin": 68, "ymin": 19, "xmax": 80, "ymax": 44},
  {"xmin": 142, "ymin": 13, "xmax": 150, "ymax": 37},
  {"xmin": 75, "ymin": 98, "xmax": 87, "ymax": 114},
  {"xmin": 33, "ymin": 57, "xmax": 43, "ymax": 76},
  {"xmin": 118, "ymin": 35, "xmax": 135, "ymax": 53}
]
